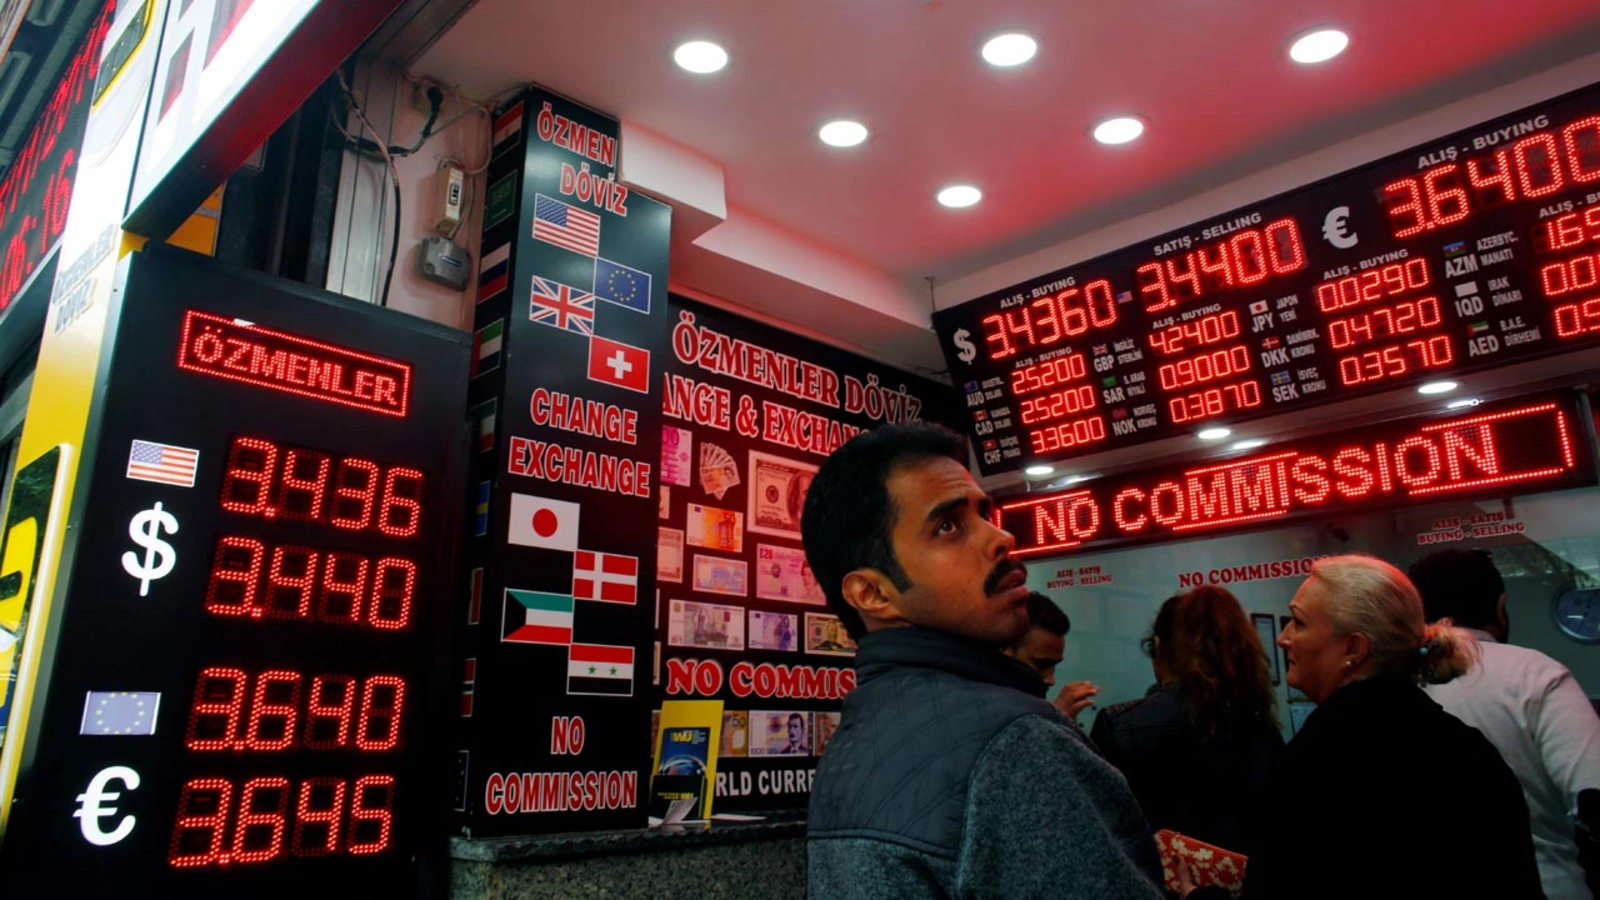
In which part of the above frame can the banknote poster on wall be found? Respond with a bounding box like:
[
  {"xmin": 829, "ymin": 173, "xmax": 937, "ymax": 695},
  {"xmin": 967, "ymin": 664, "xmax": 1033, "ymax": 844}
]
[{"xmin": 653, "ymin": 294, "xmax": 958, "ymax": 812}]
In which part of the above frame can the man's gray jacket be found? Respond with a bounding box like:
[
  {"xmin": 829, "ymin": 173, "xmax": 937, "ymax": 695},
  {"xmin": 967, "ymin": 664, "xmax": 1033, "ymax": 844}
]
[{"xmin": 808, "ymin": 626, "xmax": 1166, "ymax": 899}]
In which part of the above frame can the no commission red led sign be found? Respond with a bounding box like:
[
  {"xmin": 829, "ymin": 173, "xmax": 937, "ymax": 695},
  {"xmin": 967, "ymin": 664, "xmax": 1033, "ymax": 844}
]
[{"xmin": 999, "ymin": 395, "xmax": 1592, "ymax": 557}]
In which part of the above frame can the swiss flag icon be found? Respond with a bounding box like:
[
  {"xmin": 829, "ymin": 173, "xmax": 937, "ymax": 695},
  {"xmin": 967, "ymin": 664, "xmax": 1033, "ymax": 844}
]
[{"xmin": 587, "ymin": 334, "xmax": 650, "ymax": 394}]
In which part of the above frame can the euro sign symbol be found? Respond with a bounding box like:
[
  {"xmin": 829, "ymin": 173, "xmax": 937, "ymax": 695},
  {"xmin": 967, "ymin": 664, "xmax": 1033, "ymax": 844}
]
[
  {"xmin": 1322, "ymin": 206, "xmax": 1358, "ymax": 249},
  {"xmin": 74, "ymin": 765, "xmax": 140, "ymax": 846},
  {"xmin": 953, "ymin": 328, "xmax": 977, "ymax": 364},
  {"xmin": 121, "ymin": 501, "xmax": 177, "ymax": 597}
]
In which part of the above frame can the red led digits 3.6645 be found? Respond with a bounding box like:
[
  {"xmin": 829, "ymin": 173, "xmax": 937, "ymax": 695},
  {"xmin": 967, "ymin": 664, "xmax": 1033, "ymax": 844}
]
[
  {"xmin": 979, "ymin": 279, "xmax": 1118, "ymax": 361},
  {"xmin": 1136, "ymin": 219, "xmax": 1306, "ymax": 313},
  {"xmin": 220, "ymin": 437, "xmax": 424, "ymax": 538},
  {"xmin": 168, "ymin": 774, "xmax": 395, "ymax": 867}
]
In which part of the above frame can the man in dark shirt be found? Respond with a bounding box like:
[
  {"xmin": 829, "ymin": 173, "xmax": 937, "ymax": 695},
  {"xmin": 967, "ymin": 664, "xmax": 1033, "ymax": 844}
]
[
  {"xmin": 1004, "ymin": 591, "xmax": 1099, "ymax": 722},
  {"xmin": 803, "ymin": 424, "xmax": 1163, "ymax": 899}
]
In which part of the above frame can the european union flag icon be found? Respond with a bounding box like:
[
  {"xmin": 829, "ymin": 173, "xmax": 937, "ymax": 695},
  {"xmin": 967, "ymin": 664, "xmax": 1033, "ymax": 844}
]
[
  {"xmin": 594, "ymin": 257, "xmax": 651, "ymax": 314},
  {"xmin": 80, "ymin": 691, "xmax": 161, "ymax": 736},
  {"xmin": 473, "ymin": 481, "xmax": 491, "ymax": 537}
]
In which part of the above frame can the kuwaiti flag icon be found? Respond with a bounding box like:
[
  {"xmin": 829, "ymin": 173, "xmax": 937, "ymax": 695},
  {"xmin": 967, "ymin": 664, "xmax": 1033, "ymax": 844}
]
[
  {"xmin": 567, "ymin": 643, "xmax": 634, "ymax": 697},
  {"xmin": 502, "ymin": 589, "xmax": 573, "ymax": 645}
]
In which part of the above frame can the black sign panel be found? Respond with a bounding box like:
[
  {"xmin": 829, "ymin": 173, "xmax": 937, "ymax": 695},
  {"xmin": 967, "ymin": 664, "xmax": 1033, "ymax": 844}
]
[
  {"xmin": 655, "ymin": 295, "xmax": 959, "ymax": 812},
  {"xmin": 934, "ymin": 82, "xmax": 1600, "ymax": 476},
  {"xmin": 0, "ymin": 245, "xmax": 469, "ymax": 898},
  {"xmin": 455, "ymin": 86, "xmax": 670, "ymax": 837}
]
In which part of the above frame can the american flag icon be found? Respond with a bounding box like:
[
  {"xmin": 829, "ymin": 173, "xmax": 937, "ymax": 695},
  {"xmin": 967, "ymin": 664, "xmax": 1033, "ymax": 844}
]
[
  {"xmin": 533, "ymin": 193, "xmax": 600, "ymax": 257},
  {"xmin": 126, "ymin": 440, "xmax": 198, "ymax": 487}
]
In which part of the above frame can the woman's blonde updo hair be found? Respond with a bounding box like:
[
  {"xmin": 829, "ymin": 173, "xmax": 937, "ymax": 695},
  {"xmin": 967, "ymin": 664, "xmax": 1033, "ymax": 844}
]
[{"xmin": 1307, "ymin": 554, "xmax": 1476, "ymax": 685}]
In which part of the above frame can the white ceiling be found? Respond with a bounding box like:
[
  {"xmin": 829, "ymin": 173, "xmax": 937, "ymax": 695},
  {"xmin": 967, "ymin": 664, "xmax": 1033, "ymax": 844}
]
[{"xmin": 415, "ymin": 0, "xmax": 1600, "ymax": 290}]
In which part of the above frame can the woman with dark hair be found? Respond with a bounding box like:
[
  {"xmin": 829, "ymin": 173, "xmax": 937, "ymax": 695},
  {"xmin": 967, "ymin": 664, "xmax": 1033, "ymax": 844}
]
[{"xmin": 1090, "ymin": 585, "xmax": 1283, "ymax": 853}]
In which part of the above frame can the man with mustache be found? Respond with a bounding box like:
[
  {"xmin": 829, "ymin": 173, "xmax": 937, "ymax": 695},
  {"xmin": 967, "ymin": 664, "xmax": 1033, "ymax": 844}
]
[{"xmin": 803, "ymin": 424, "xmax": 1163, "ymax": 899}]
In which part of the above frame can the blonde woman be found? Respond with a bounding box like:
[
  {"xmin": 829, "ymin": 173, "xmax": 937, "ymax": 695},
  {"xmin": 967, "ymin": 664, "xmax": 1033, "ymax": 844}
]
[{"xmin": 1191, "ymin": 555, "xmax": 1542, "ymax": 899}]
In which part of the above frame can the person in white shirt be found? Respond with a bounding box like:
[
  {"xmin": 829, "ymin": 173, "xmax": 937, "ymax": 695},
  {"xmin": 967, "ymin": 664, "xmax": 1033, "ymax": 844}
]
[{"xmin": 1412, "ymin": 548, "xmax": 1600, "ymax": 900}]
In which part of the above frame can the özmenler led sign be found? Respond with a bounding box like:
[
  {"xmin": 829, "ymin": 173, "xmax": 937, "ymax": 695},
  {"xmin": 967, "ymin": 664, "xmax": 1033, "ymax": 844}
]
[{"xmin": 1000, "ymin": 396, "xmax": 1592, "ymax": 557}]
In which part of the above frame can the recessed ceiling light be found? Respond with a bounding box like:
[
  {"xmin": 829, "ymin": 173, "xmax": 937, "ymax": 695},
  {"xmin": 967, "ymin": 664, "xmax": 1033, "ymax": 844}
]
[
  {"xmin": 1446, "ymin": 397, "xmax": 1482, "ymax": 410},
  {"xmin": 1025, "ymin": 464, "xmax": 1054, "ymax": 476},
  {"xmin": 981, "ymin": 32, "xmax": 1037, "ymax": 67},
  {"xmin": 937, "ymin": 184, "xmax": 982, "ymax": 208},
  {"xmin": 674, "ymin": 40, "xmax": 728, "ymax": 74},
  {"xmin": 1417, "ymin": 380, "xmax": 1458, "ymax": 395},
  {"xmin": 818, "ymin": 120, "xmax": 869, "ymax": 148},
  {"xmin": 1092, "ymin": 116, "xmax": 1145, "ymax": 145},
  {"xmin": 1231, "ymin": 438, "xmax": 1268, "ymax": 451},
  {"xmin": 1288, "ymin": 28, "xmax": 1349, "ymax": 64},
  {"xmin": 1198, "ymin": 427, "xmax": 1232, "ymax": 441}
]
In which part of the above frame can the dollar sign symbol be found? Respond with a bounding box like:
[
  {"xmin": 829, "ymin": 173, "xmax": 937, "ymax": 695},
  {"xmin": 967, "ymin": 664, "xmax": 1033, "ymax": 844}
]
[
  {"xmin": 953, "ymin": 327, "xmax": 976, "ymax": 364},
  {"xmin": 121, "ymin": 501, "xmax": 178, "ymax": 597}
]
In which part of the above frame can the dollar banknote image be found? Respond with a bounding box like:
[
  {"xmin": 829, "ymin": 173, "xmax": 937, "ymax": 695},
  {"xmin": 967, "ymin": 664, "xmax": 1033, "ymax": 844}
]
[{"xmin": 747, "ymin": 450, "xmax": 816, "ymax": 540}]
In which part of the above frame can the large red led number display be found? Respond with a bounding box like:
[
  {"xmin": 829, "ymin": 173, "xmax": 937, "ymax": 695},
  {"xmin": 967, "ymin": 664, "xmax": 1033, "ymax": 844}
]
[
  {"xmin": 935, "ymin": 86, "xmax": 1600, "ymax": 474},
  {"xmin": 168, "ymin": 433, "xmax": 424, "ymax": 870}
]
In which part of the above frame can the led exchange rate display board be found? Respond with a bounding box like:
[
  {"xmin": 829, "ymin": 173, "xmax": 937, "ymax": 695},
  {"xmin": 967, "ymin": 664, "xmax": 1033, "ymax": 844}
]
[
  {"xmin": 0, "ymin": 245, "xmax": 469, "ymax": 898},
  {"xmin": 935, "ymin": 83, "xmax": 1600, "ymax": 475}
]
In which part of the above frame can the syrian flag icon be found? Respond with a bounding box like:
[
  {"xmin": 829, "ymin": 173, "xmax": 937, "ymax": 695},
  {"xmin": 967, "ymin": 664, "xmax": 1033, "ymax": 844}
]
[{"xmin": 567, "ymin": 643, "xmax": 634, "ymax": 697}]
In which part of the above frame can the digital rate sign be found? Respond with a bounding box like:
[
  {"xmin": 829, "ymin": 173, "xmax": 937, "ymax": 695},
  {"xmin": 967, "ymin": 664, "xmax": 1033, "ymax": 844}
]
[
  {"xmin": 0, "ymin": 246, "xmax": 468, "ymax": 897},
  {"xmin": 997, "ymin": 395, "xmax": 1592, "ymax": 557},
  {"xmin": 934, "ymin": 83, "xmax": 1600, "ymax": 475}
]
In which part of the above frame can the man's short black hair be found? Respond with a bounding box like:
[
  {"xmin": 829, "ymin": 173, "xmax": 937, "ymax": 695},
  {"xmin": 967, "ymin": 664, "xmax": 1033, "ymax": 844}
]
[
  {"xmin": 801, "ymin": 423, "xmax": 968, "ymax": 640},
  {"xmin": 1408, "ymin": 549, "xmax": 1505, "ymax": 629},
  {"xmin": 1024, "ymin": 592, "xmax": 1070, "ymax": 637}
]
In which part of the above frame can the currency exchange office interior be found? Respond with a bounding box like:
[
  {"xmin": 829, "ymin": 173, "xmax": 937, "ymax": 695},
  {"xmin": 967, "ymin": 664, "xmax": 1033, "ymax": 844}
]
[{"xmin": 10, "ymin": 0, "xmax": 1600, "ymax": 897}]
